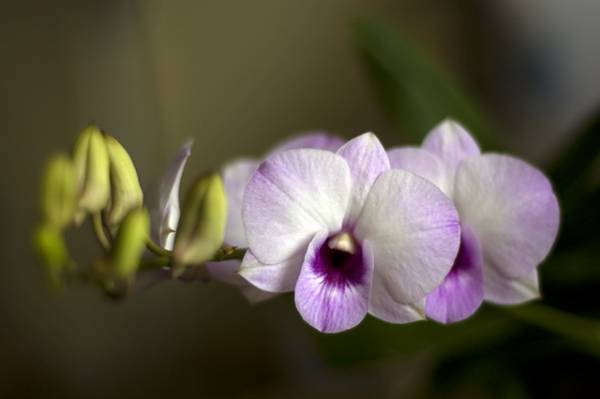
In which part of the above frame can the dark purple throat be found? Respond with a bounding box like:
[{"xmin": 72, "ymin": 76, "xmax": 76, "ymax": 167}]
[{"xmin": 312, "ymin": 232, "xmax": 366, "ymax": 288}]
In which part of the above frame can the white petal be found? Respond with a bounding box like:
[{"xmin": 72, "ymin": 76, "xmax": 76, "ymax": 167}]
[
  {"xmin": 484, "ymin": 267, "xmax": 540, "ymax": 305},
  {"xmin": 355, "ymin": 170, "xmax": 461, "ymax": 304},
  {"xmin": 242, "ymin": 149, "xmax": 351, "ymax": 264},
  {"xmin": 366, "ymin": 241, "xmax": 426, "ymax": 323},
  {"xmin": 422, "ymin": 119, "xmax": 481, "ymax": 170},
  {"xmin": 454, "ymin": 154, "xmax": 560, "ymax": 279},
  {"xmin": 336, "ymin": 133, "xmax": 390, "ymax": 224},
  {"xmin": 239, "ymin": 251, "xmax": 303, "ymax": 293},
  {"xmin": 221, "ymin": 158, "xmax": 259, "ymax": 247},
  {"xmin": 241, "ymin": 286, "xmax": 279, "ymax": 304},
  {"xmin": 266, "ymin": 131, "xmax": 344, "ymax": 156},
  {"xmin": 387, "ymin": 146, "xmax": 449, "ymax": 195},
  {"xmin": 156, "ymin": 140, "xmax": 193, "ymax": 250}
]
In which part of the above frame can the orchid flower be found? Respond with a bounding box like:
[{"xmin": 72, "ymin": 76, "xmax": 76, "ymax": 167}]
[
  {"xmin": 153, "ymin": 133, "xmax": 344, "ymax": 301},
  {"xmin": 387, "ymin": 120, "xmax": 560, "ymax": 324},
  {"xmin": 204, "ymin": 132, "xmax": 344, "ymax": 301},
  {"xmin": 239, "ymin": 133, "xmax": 461, "ymax": 333}
]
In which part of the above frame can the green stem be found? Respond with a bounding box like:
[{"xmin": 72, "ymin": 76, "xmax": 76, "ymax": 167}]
[
  {"xmin": 145, "ymin": 239, "xmax": 170, "ymax": 258},
  {"xmin": 92, "ymin": 212, "xmax": 111, "ymax": 251},
  {"xmin": 498, "ymin": 303, "xmax": 600, "ymax": 357}
]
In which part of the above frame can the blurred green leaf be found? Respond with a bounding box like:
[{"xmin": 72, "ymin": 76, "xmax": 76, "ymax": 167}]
[
  {"xmin": 499, "ymin": 303, "xmax": 600, "ymax": 358},
  {"xmin": 355, "ymin": 17, "xmax": 497, "ymax": 147}
]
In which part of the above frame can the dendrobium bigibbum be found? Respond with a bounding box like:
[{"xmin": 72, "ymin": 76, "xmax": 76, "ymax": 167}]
[
  {"xmin": 34, "ymin": 121, "xmax": 564, "ymax": 335},
  {"xmin": 387, "ymin": 120, "xmax": 560, "ymax": 324},
  {"xmin": 152, "ymin": 133, "xmax": 345, "ymax": 301},
  {"xmin": 239, "ymin": 133, "xmax": 461, "ymax": 333},
  {"xmin": 205, "ymin": 132, "xmax": 344, "ymax": 301}
]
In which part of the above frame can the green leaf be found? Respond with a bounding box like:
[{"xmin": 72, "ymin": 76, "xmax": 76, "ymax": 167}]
[
  {"xmin": 498, "ymin": 303, "xmax": 600, "ymax": 358},
  {"xmin": 355, "ymin": 17, "xmax": 497, "ymax": 147}
]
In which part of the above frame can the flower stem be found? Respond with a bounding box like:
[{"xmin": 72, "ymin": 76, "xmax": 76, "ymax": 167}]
[
  {"xmin": 498, "ymin": 303, "xmax": 600, "ymax": 357},
  {"xmin": 92, "ymin": 212, "xmax": 111, "ymax": 251},
  {"xmin": 145, "ymin": 239, "xmax": 170, "ymax": 258}
]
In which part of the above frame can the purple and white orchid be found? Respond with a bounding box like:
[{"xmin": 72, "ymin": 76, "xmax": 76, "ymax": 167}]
[
  {"xmin": 204, "ymin": 132, "xmax": 344, "ymax": 301},
  {"xmin": 153, "ymin": 133, "xmax": 345, "ymax": 301},
  {"xmin": 388, "ymin": 120, "xmax": 560, "ymax": 324},
  {"xmin": 239, "ymin": 133, "xmax": 461, "ymax": 333}
]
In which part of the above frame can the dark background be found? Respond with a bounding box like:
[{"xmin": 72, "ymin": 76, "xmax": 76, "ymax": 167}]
[{"xmin": 2, "ymin": 1, "xmax": 600, "ymax": 397}]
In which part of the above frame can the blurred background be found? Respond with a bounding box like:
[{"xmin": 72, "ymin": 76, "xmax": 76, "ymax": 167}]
[{"xmin": 2, "ymin": 0, "xmax": 600, "ymax": 397}]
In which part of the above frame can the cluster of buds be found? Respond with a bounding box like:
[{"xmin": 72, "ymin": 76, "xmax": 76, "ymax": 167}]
[{"xmin": 34, "ymin": 126, "xmax": 229, "ymax": 297}]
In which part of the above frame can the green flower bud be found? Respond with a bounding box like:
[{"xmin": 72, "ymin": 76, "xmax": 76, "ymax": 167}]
[
  {"xmin": 172, "ymin": 173, "xmax": 227, "ymax": 276},
  {"xmin": 109, "ymin": 207, "xmax": 150, "ymax": 280},
  {"xmin": 40, "ymin": 154, "xmax": 77, "ymax": 229},
  {"xmin": 105, "ymin": 135, "xmax": 144, "ymax": 227},
  {"xmin": 72, "ymin": 125, "xmax": 110, "ymax": 221},
  {"xmin": 33, "ymin": 223, "xmax": 71, "ymax": 289}
]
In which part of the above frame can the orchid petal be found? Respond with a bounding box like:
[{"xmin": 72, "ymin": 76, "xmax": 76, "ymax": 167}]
[
  {"xmin": 243, "ymin": 149, "xmax": 351, "ymax": 264},
  {"xmin": 454, "ymin": 154, "xmax": 560, "ymax": 279},
  {"xmin": 266, "ymin": 131, "xmax": 344, "ymax": 156},
  {"xmin": 484, "ymin": 267, "xmax": 540, "ymax": 304},
  {"xmin": 240, "ymin": 286, "xmax": 279, "ymax": 304},
  {"xmin": 422, "ymin": 119, "xmax": 481, "ymax": 170},
  {"xmin": 387, "ymin": 146, "xmax": 449, "ymax": 195},
  {"xmin": 366, "ymin": 240, "xmax": 426, "ymax": 323},
  {"xmin": 157, "ymin": 140, "xmax": 193, "ymax": 250},
  {"xmin": 425, "ymin": 227, "xmax": 484, "ymax": 324},
  {"xmin": 336, "ymin": 132, "xmax": 390, "ymax": 224},
  {"xmin": 239, "ymin": 251, "xmax": 303, "ymax": 293},
  {"xmin": 221, "ymin": 158, "xmax": 259, "ymax": 247},
  {"xmin": 356, "ymin": 169, "xmax": 461, "ymax": 304},
  {"xmin": 206, "ymin": 259, "xmax": 278, "ymax": 303},
  {"xmin": 295, "ymin": 231, "xmax": 372, "ymax": 333}
]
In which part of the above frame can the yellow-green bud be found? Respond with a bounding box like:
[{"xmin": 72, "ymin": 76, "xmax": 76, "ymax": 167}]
[
  {"xmin": 33, "ymin": 223, "xmax": 71, "ymax": 289},
  {"xmin": 110, "ymin": 207, "xmax": 150, "ymax": 280},
  {"xmin": 40, "ymin": 154, "xmax": 77, "ymax": 229},
  {"xmin": 105, "ymin": 135, "xmax": 144, "ymax": 227},
  {"xmin": 72, "ymin": 125, "xmax": 110, "ymax": 221},
  {"xmin": 172, "ymin": 173, "xmax": 227, "ymax": 276}
]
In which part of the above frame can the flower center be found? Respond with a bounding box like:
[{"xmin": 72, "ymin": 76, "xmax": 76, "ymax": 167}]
[{"xmin": 313, "ymin": 232, "xmax": 365, "ymax": 287}]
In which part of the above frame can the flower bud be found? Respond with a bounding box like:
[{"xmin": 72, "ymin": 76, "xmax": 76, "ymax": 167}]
[
  {"xmin": 72, "ymin": 125, "xmax": 110, "ymax": 221},
  {"xmin": 172, "ymin": 173, "xmax": 227, "ymax": 276},
  {"xmin": 40, "ymin": 154, "xmax": 77, "ymax": 229},
  {"xmin": 105, "ymin": 135, "xmax": 144, "ymax": 227},
  {"xmin": 109, "ymin": 207, "xmax": 150, "ymax": 280},
  {"xmin": 33, "ymin": 223, "xmax": 71, "ymax": 289}
]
